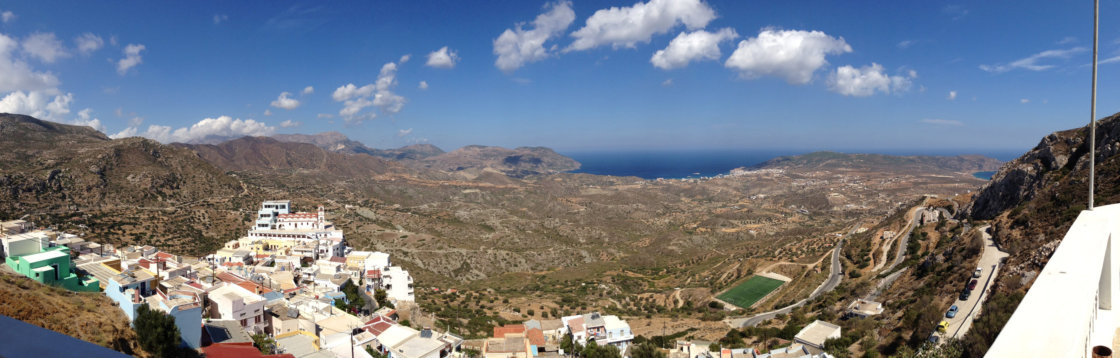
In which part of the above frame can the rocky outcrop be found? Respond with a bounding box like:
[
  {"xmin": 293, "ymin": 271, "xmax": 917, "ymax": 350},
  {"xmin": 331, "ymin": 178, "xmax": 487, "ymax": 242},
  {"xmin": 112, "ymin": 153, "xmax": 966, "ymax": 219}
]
[
  {"xmin": 965, "ymin": 114, "xmax": 1120, "ymax": 220},
  {"xmin": 273, "ymin": 132, "xmax": 445, "ymax": 161}
]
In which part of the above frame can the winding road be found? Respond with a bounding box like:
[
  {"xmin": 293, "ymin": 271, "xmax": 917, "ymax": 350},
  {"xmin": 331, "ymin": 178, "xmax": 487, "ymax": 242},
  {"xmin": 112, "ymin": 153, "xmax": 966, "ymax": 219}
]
[{"xmin": 727, "ymin": 221, "xmax": 861, "ymax": 327}]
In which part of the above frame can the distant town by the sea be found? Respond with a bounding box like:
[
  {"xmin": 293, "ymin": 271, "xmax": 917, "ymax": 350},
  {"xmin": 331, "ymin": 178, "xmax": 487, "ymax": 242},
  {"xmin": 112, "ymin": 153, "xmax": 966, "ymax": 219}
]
[{"xmin": 563, "ymin": 149, "xmax": 1022, "ymax": 180}]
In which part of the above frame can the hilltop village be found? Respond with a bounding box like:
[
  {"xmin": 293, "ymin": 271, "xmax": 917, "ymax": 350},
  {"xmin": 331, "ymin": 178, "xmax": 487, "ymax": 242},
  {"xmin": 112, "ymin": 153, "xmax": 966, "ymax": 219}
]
[{"xmin": 0, "ymin": 201, "xmax": 651, "ymax": 358}]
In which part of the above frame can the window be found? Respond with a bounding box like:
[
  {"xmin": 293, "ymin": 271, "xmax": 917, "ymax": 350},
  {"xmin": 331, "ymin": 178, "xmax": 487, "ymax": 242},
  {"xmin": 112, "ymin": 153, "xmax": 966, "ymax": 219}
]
[
  {"xmin": 256, "ymin": 316, "xmax": 262, "ymax": 323},
  {"xmin": 242, "ymin": 319, "xmax": 248, "ymax": 326}
]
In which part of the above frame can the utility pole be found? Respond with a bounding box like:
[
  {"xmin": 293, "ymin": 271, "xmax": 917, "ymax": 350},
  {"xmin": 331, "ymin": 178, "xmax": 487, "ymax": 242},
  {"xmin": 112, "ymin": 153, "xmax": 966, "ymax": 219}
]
[{"xmin": 1090, "ymin": 0, "xmax": 1099, "ymax": 210}]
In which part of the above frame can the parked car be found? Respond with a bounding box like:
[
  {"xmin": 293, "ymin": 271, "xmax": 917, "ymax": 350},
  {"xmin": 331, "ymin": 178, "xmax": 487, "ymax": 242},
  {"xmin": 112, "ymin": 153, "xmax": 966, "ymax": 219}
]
[
  {"xmin": 974, "ymin": 268, "xmax": 983, "ymax": 278},
  {"xmin": 959, "ymin": 290, "xmax": 971, "ymax": 301},
  {"xmin": 946, "ymin": 305, "xmax": 959, "ymax": 318},
  {"xmin": 928, "ymin": 334, "xmax": 941, "ymax": 344},
  {"xmin": 938, "ymin": 320, "xmax": 950, "ymax": 333},
  {"xmin": 968, "ymin": 279, "xmax": 979, "ymax": 290}
]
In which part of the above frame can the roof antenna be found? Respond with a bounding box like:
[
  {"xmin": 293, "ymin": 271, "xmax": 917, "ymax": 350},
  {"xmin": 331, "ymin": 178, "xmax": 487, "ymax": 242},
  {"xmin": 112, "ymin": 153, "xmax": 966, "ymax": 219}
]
[{"xmin": 1090, "ymin": 0, "xmax": 1099, "ymax": 210}]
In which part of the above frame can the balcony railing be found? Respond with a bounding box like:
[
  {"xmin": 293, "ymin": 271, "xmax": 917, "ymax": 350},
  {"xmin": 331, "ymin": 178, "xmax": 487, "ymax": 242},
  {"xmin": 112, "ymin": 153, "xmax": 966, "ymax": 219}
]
[{"xmin": 987, "ymin": 204, "xmax": 1120, "ymax": 357}]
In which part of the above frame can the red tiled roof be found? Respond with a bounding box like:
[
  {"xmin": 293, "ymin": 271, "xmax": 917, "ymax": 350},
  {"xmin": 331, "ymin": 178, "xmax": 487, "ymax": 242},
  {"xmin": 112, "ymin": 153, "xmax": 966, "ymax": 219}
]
[
  {"xmin": 155, "ymin": 252, "xmax": 175, "ymax": 260},
  {"xmin": 366, "ymin": 270, "xmax": 381, "ymax": 278},
  {"xmin": 236, "ymin": 281, "xmax": 274, "ymax": 295},
  {"xmin": 329, "ymin": 256, "xmax": 346, "ymax": 263},
  {"xmin": 493, "ymin": 324, "xmax": 526, "ymax": 338},
  {"xmin": 216, "ymin": 271, "xmax": 246, "ymax": 283},
  {"xmin": 526, "ymin": 328, "xmax": 545, "ymax": 347},
  {"xmin": 202, "ymin": 342, "xmax": 295, "ymax": 358}
]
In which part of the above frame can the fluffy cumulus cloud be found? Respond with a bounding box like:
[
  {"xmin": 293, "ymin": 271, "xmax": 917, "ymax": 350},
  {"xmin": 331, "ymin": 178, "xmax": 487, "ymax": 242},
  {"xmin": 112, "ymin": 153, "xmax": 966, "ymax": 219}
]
[
  {"xmin": 0, "ymin": 34, "xmax": 60, "ymax": 92},
  {"xmin": 117, "ymin": 44, "xmax": 145, "ymax": 75},
  {"xmin": 979, "ymin": 47, "xmax": 1085, "ymax": 73},
  {"xmin": 331, "ymin": 60, "xmax": 406, "ymax": 123},
  {"xmin": 948, "ymin": 90, "xmax": 957, "ymax": 100},
  {"xmin": 397, "ymin": 128, "xmax": 412, "ymax": 137},
  {"xmin": 425, "ymin": 46, "xmax": 459, "ymax": 68},
  {"xmin": 493, "ymin": 1, "xmax": 576, "ymax": 72},
  {"xmin": 279, "ymin": 119, "xmax": 301, "ymax": 128},
  {"xmin": 725, "ymin": 29, "xmax": 851, "ymax": 84},
  {"xmin": 828, "ymin": 63, "xmax": 915, "ymax": 97},
  {"xmin": 568, "ymin": 0, "xmax": 716, "ymax": 51},
  {"xmin": 1, "ymin": 11, "xmax": 14, "ymax": 24},
  {"xmin": 110, "ymin": 115, "xmax": 275, "ymax": 143},
  {"xmin": 72, "ymin": 108, "xmax": 106, "ymax": 132},
  {"xmin": 74, "ymin": 33, "xmax": 104, "ymax": 55},
  {"xmin": 301, "ymin": 86, "xmax": 313, "ymax": 95},
  {"xmin": 0, "ymin": 90, "xmax": 72, "ymax": 122},
  {"xmin": 270, "ymin": 91, "xmax": 301, "ymax": 110},
  {"xmin": 21, "ymin": 32, "xmax": 69, "ymax": 63},
  {"xmin": 651, "ymin": 28, "xmax": 737, "ymax": 70},
  {"xmin": 418, "ymin": 81, "xmax": 428, "ymax": 90}
]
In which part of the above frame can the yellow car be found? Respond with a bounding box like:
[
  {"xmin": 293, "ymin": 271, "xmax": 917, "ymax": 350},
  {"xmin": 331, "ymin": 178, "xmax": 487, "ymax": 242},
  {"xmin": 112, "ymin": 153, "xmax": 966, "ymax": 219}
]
[{"xmin": 938, "ymin": 320, "xmax": 950, "ymax": 333}]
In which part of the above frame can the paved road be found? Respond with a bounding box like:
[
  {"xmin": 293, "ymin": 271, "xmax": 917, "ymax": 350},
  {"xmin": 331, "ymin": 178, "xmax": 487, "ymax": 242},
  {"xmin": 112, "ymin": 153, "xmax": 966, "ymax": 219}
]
[
  {"xmin": 727, "ymin": 221, "xmax": 861, "ymax": 327},
  {"xmin": 883, "ymin": 208, "xmax": 925, "ymax": 273},
  {"xmin": 936, "ymin": 225, "xmax": 1009, "ymax": 341}
]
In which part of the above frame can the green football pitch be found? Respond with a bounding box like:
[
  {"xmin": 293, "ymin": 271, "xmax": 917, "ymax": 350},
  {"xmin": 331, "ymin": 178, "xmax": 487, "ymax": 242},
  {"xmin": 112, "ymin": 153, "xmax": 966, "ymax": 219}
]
[{"xmin": 716, "ymin": 275, "xmax": 785, "ymax": 308}]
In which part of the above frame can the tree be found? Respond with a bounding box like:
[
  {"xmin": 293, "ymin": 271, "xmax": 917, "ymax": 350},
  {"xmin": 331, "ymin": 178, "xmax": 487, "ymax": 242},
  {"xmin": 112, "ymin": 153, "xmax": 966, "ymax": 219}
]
[
  {"xmin": 133, "ymin": 304, "xmax": 182, "ymax": 358},
  {"xmin": 631, "ymin": 342, "xmax": 667, "ymax": 358},
  {"xmin": 252, "ymin": 333, "xmax": 276, "ymax": 354}
]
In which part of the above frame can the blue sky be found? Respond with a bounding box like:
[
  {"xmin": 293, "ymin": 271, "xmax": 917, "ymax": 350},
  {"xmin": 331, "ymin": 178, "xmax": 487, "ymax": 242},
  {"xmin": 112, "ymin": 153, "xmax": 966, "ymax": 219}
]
[{"xmin": 0, "ymin": 1, "xmax": 1117, "ymax": 154}]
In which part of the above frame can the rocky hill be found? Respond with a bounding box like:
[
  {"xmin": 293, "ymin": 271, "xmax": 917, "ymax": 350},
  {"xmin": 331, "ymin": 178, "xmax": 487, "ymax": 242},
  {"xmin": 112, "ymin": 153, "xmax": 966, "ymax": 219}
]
[
  {"xmin": 420, "ymin": 145, "xmax": 580, "ymax": 178},
  {"xmin": 176, "ymin": 136, "xmax": 410, "ymax": 178},
  {"xmin": 754, "ymin": 151, "xmax": 1003, "ymax": 173},
  {"xmin": 954, "ymin": 112, "xmax": 1120, "ymax": 355},
  {"xmin": 273, "ymin": 132, "xmax": 445, "ymax": 160}
]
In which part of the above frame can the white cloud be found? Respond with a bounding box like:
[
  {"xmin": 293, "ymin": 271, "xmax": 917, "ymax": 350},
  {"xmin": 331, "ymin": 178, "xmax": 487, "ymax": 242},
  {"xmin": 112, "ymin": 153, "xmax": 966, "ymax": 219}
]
[
  {"xmin": 399, "ymin": 54, "xmax": 411, "ymax": 64},
  {"xmin": 1020, "ymin": 98, "xmax": 1030, "ymax": 104},
  {"xmin": 110, "ymin": 115, "xmax": 275, "ymax": 143},
  {"xmin": 947, "ymin": 90, "xmax": 957, "ymax": 100},
  {"xmin": 493, "ymin": 1, "xmax": 575, "ymax": 72},
  {"xmin": 0, "ymin": 34, "xmax": 60, "ymax": 92},
  {"xmin": 979, "ymin": 47, "xmax": 1085, "ymax": 73},
  {"xmin": 128, "ymin": 116, "xmax": 144, "ymax": 127},
  {"xmin": 0, "ymin": 90, "xmax": 72, "ymax": 121},
  {"xmin": 828, "ymin": 63, "xmax": 914, "ymax": 97},
  {"xmin": 725, "ymin": 28, "xmax": 851, "ymax": 84},
  {"xmin": 650, "ymin": 28, "xmax": 737, "ymax": 70},
  {"xmin": 1, "ymin": 11, "xmax": 14, "ymax": 24},
  {"xmin": 397, "ymin": 128, "xmax": 412, "ymax": 137},
  {"xmin": 1102, "ymin": 55, "xmax": 1120, "ymax": 65},
  {"xmin": 418, "ymin": 81, "xmax": 428, "ymax": 90},
  {"xmin": 1057, "ymin": 36, "xmax": 1077, "ymax": 45},
  {"xmin": 661, "ymin": 78, "xmax": 673, "ymax": 86},
  {"xmin": 568, "ymin": 0, "xmax": 716, "ymax": 51},
  {"xmin": 270, "ymin": 91, "xmax": 301, "ymax": 110},
  {"xmin": 117, "ymin": 44, "xmax": 145, "ymax": 75},
  {"xmin": 21, "ymin": 33, "xmax": 69, "ymax": 63},
  {"xmin": 301, "ymin": 86, "xmax": 314, "ymax": 95},
  {"xmin": 213, "ymin": 14, "xmax": 228, "ymax": 24},
  {"xmin": 317, "ymin": 113, "xmax": 334, "ymax": 119},
  {"xmin": 920, "ymin": 118, "xmax": 962, "ymax": 126},
  {"xmin": 426, "ymin": 46, "xmax": 459, "ymax": 69},
  {"xmin": 263, "ymin": 109, "xmax": 272, "ymax": 116},
  {"xmin": 279, "ymin": 119, "xmax": 301, "ymax": 128},
  {"xmin": 74, "ymin": 33, "xmax": 104, "ymax": 55},
  {"xmin": 72, "ymin": 108, "xmax": 105, "ymax": 132},
  {"xmin": 897, "ymin": 40, "xmax": 914, "ymax": 49},
  {"xmin": 331, "ymin": 60, "xmax": 406, "ymax": 123}
]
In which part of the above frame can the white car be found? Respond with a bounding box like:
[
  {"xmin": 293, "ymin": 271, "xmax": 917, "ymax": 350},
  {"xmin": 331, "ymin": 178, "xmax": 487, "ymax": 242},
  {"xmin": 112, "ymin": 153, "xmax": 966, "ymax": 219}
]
[{"xmin": 973, "ymin": 268, "xmax": 982, "ymax": 278}]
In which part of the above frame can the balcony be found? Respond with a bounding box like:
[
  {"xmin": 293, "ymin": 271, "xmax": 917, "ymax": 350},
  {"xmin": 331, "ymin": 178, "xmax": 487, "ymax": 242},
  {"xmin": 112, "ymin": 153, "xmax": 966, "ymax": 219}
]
[{"xmin": 987, "ymin": 204, "xmax": 1120, "ymax": 357}]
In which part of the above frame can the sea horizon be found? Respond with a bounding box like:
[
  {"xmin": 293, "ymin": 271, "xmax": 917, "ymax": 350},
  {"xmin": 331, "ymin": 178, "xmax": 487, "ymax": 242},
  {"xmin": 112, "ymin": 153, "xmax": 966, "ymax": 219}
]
[{"xmin": 562, "ymin": 148, "xmax": 1023, "ymax": 180}]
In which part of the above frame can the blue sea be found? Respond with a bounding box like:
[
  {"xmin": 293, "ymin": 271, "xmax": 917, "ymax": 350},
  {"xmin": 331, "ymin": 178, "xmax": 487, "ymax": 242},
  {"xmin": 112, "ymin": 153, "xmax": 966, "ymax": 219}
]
[{"xmin": 563, "ymin": 149, "xmax": 1024, "ymax": 180}]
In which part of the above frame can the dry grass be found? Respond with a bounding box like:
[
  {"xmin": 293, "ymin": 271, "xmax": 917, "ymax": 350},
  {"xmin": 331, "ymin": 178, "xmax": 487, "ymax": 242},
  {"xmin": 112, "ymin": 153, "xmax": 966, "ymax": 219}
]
[{"xmin": 0, "ymin": 269, "xmax": 147, "ymax": 357}]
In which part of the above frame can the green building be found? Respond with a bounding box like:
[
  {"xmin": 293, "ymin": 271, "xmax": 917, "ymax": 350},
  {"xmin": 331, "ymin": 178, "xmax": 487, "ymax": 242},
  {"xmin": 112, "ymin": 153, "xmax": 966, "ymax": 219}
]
[{"xmin": 5, "ymin": 246, "xmax": 99, "ymax": 292}]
